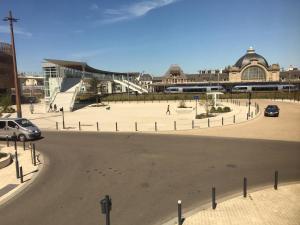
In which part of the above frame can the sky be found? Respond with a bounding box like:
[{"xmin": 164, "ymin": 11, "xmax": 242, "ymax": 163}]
[{"xmin": 0, "ymin": 0, "xmax": 299, "ymax": 75}]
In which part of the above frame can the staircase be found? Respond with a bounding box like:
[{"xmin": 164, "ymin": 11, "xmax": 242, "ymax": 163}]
[
  {"xmin": 113, "ymin": 79, "xmax": 148, "ymax": 94},
  {"xmin": 50, "ymin": 77, "xmax": 81, "ymax": 112}
]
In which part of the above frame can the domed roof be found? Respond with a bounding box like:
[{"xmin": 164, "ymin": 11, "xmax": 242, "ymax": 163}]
[{"xmin": 234, "ymin": 47, "xmax": 269, "ymax": 68}]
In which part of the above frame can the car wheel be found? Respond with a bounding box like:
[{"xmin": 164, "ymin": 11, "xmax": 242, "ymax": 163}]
[{"xmin": 18, "ymin": 134, "xmax": 27, "ymax": 142}]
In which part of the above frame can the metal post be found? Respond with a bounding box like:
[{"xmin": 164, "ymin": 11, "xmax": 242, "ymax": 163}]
[
  {"xmin": 247, "ymin": 113, "xmax": 249, "ymax": 120},
  {"xmin": 115, "ymin": 122, "xmax": 118, "ymax": 132},
  {"xmin": 243, "ymin": 177, "xmax": 247, "ymax": 198},
  {"xmin": 15, "ymin": 151, "xmax": 19, "ymax": 178},
  {"xmin": 79, "ymin": 121, "xmax": 81, "ymax": 131},
  {"xmin": 174, "ymin": 121, "xmax": 176, "ymax": 131},
  {"xmin": 105, "ymin": 195, "xmax": 111, "ymax": 225},
  {"xmin": 155, "ymin": 122, "xmax": 157, "ymax": 131},
  {"xmin": 6, "ymin": 135, "xmax": 9, "ymax": 147},
  {"xmin": 212, "ymin": 186, "xmax": 217, "ymax": 209},
  {"xmin": 222, "ymin": 117, "xmax": 224, "ymax": 126},
  {"xmin": 192, "ymin": 120, "xmax": 194, "ymax": 129},
  {"xmin": 135, "ymin": 122, "xmax": 137, "ymax": 131},
  {"xmin": 274, "ymin": 170, "xmax": 278, "ymax": 190},
  {"xmin": 233, "ymin": 115, "xmax": 235, "ymax": 123},
  {"xmin": 178, "ymin": 200, "xmax": 182, "ymax": 225},
  {"xmin": 33, "ymin": 143, "xmax": 36, "ymax": 166},
  {"xmin": 208, "ymin": 118, "xmax": 210, "ymax": 127},
  {"xmin": 14, "ymin": 134, "xmax": 17, "ymax": 150},
  {"xmin": 56, "ymin": 122, "xmax": 58, "ymax": 130},
  {"xmin": 23, "ymin": 139, "xmax": 25, "ymax": 151},
  {"xmin": 20, "ymin": 166, "xmax": 23, "ymax": 183},
  {"xmin": 97, "ymin": 122, "xmax": 99, "ymax": 131},
  {"xmin": 4, "ymin": 11, "xmax": 22, "ymax": 118}
]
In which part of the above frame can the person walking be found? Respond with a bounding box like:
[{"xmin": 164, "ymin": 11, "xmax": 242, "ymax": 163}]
[
  {"xmin": 166, "ymin": 104, "xmax": 171, "ymax": 115},
  {"xmin": 49, "ymin": 103, "xmax": 53, "ymax": 112},
  {"xmin": 54, "ymin": 104, "xmax": 57, "ymax": 112}
]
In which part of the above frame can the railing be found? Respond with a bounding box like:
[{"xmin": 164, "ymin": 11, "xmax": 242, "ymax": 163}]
[
  {"xmin": 70, "ymin": 86, "xmax": 79, "ymax": 112},
  {"xmin": 122, "ymin": 80, "xmax": 148, "ymax": 93}
]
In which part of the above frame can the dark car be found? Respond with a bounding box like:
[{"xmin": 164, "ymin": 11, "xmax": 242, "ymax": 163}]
[{"xmin": 264, "ymin": 105, "xmax": 280, "ymax": 117}]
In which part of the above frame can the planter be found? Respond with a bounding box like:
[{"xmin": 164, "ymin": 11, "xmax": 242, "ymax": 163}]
[
  {"xmin": 176, "ymin": 108, "xmax": 193, "ymax": 114},
  {"xmin": 0, "ymin": 153, "xmax": 12, "ymax": 169}
]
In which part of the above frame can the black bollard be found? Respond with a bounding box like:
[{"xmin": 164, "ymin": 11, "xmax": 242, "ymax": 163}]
[
  {"xmin": 20, "ymin": 166, "xmax": 23, "ymax": 183},
  {"xmin": 155, "ymin": 122, "xmax": 157, "ymax": 132},
  {"xmin": 192, "ymin": 120, "xmax": 194, "ymax": 129},
  {"xmin": 222, "ymin": 117, "xmax": 224, "ymax": 126},
  {"xmin": 6, "ymin": 135, "xmax": 9, "ymax": 147},
  {"xmin": 13, "ymin": 132, "xmax": 17, "ymax": 151},
  {"xmin": 115, "ymin": 122, "xmax": 118, "ymax": 132},
  {"xmin": 212, "ymin": 186, "xmax": 217, "ymax": 209},
  {"xmin": 23, "ymin": 140, "xmax": 26, "ymax": 151},
  {"xmin": 97, "ymin": 122, "xmax": 99, "ymax": 131},
  {"xmin": 208, "ymin": 118, "xmax": 210, "ymax": 127},
  {"xmin": 178, "ymin": 200, "xmax": 182, "ymax": 225},
  {"xmin": 33, "ymin": 143, "xmax": 36, "ymax": 166},
  {"xmin": 233, "ymin": 115, "xmax": 236, "ymax": 123},
  {"xmin": 247, "ymin": 113, "xmax": 249, "ymax": 120},
  {"xmin": 274, "ymin": 171, "xmax": 278, "ymax": 190},
  {"xmin": 135, "ymin": 122, "xmax": 138, "ymax": 131},
  {"xmin": 243, "ymin": 177, "xmax": 247, "ymax": 198},
  {"xmin": 56, "ymin": 122, "xmax": 58, "ymax": 130},
  {"xmin": 79, "ymin": 121, "xmax": 81, "ymax": 131},
  {"xmin": 174, "ymin": 121, "xmax": 177, "ymax": 131},
  {"xmin": 15, "ymin": 151, "xmax": 19, "ymax": 178}
]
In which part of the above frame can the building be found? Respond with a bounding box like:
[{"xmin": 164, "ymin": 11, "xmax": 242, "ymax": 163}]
[
  {"xmin": 0, "ymin": 42, "xmax": 14, "ymax": 93},
  {"xmin": 151, "ymin": 47, "xmax": 300, "ymax": 91}
]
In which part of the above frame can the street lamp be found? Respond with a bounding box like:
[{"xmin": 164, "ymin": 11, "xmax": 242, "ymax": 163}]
[{"xmin": 3, "ymin": 11, "xmax": 22, "ymax": 118}]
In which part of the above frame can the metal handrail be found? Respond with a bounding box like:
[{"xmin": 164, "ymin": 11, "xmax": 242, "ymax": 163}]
[{"xmin": 69, "ymin": 86, "xmax": 79, "ymax": 112}]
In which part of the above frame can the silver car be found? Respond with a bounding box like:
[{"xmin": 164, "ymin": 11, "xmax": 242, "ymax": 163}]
[{"xmin": 0, "ymin": 118, "xmax": 41, "ymax": 141}]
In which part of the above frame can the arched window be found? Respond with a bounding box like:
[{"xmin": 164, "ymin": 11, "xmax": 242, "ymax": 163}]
[{"xmin": 241, "ymin": 66, "xmax": 266, "ymax": 81}]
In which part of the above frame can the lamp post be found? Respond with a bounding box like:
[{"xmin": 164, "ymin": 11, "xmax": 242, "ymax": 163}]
[{"xmin": 3, "ymin": 11, "xmax": 22, "ymax": 118}]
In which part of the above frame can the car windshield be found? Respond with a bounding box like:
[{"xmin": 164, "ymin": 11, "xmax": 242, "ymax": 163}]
[{"xmin": 15, "ymin": 119, "xmax": 34, "ymax": 127}]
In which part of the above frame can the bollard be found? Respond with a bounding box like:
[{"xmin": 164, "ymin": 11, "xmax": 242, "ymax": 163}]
[
  {"xmin": 174, "ymin": 121, "xmax": 177, "ymax": 131},
  {"xmin": 192, "ymin": 120, "xmax": 194, "ymax": 129},
  {"xmin": 20, "ymin": 166, "xmax": 23, "ymax": 183},
  {"xmin": 212, "ymin": 186, "xmax": 217, "ymax": 209},
  {"xmin": 15, "ymin": 152, "xmax": 19, "ymax": 179},
  {"xmin": 135, "ymin": 122, "xmax": 138, "ymax": 132},
  {"xmin": 247, "ymin": 113, "xmax": 249, "ymax": 120},
  {"xmin": 6, "ymin": 135, "xmax": 9, "ymax": 147},
  {"xmin": 251, "ymin": 111, "xmax": 253, "ymax": 118},
  {"xmin": 23, "ymin": 140, "xmax": 26, "ymax": 151},
  {"xmin": 178, "ymin": 200, "xmax": 182, "ymax": 225},
  {"xmin": 115, "ymin": 122, "xmax": 118, "ymax": 132},
  {"xmin": 97, "ymin": 122, "xmax": 99, "ymax": 131},
  {"xmin": 33, "ymin": 143, "xmax": 36, "ymax": 166},
  {"xmin": 155, "ymin": 122, "xmax": 157, "ymax": 131},
  {"xmin": 208, "ymin": 118, "xmax": 210, "ymax": 127},
  {"xmin": 13, "ymin": 132, "xmax": 17, "ymax": 151},
  {"xmin": 274, "ymin": 170, "xmax": 278, "ymax": 190},
  {"xmin": 222, "ymin": 117, "xmax": 224, "ymax": 126},
  {"xmin": 243, "ymin": 177, "xmax": 247, "ymax": 198},
  {"xmin": 233, "ymin": 115, "xmax": 236, "ymax": 123},
  {"xmin": 56, "ymin": 122, "xmax": 58, "ymax": 130},
  {"xmin": 79, "ymin": 121, "xmax": 81, "ymax": 131}
]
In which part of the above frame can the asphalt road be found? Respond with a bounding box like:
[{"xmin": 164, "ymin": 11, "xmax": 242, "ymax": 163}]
[{"xmin": 0, "ymin": 132, "xmax": 299, "ymax": 225}]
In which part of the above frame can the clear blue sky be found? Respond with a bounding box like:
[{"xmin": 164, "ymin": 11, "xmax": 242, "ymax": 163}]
[{"xmin": 0, "ymin": 0, "xmax": 299, "ymax": 75}]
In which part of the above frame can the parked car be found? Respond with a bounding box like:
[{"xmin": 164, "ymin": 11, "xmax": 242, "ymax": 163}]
[
  {"xmin": 0, "ymin": 118, "xmax": 41, "ymax": 141},
  {"xmin": 264, "ymin": 105, "xmax": 280, "ymax": 117}
]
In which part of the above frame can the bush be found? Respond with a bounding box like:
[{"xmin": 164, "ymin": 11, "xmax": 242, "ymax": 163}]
[
  {"xmin": 0, "ymin": 152, "xmax": 8, "ymax": 159},
  {"xmin": 178, "ymin": 100, "xmax": 187, "ymax": 108},
  {"xmin": 210, "ymin": 106, "xmax": 217, "ymax": 113},
  {"xmin": 223, "ymin": 106, "xmax": 231, "ymax": 112},
  {"xmin": 195, "ymin": 113, "xmax": 215, "ymax": 119},
  {"xmin": 217, "ymin": 107, "xmax": 223, "ymax": 112}
]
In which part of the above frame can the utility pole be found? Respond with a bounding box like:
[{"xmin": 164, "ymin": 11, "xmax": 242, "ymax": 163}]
[{"xmin": 3, "ymin": 11, "xmax": 22, "ymax": 118}]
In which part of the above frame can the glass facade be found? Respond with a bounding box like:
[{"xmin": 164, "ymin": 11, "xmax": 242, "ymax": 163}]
[{"xmin": 241, "ymin": 66, "xmax": 266, "ymax": 81}]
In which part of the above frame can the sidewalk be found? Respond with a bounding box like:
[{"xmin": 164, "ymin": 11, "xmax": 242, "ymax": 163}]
[
  {"xmin": 0, "ymin": 143, "xmax": 42, "ymax": 205},
  {"xmin": 164, "ymin": 183, "xmax": 300, "ymax": 225}
]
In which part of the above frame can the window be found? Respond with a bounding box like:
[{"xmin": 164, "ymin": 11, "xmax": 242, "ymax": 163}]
[
  {"xmin": 242, "ymin": 66, "xmax": 266, "ymax": 81},
  {"xmin": 8, "ymin": 121, "xmax": 18, "ymax": 128},
  {"xmin": 0, "ymin": 121, "xmax": 6, "ymax": 129}
]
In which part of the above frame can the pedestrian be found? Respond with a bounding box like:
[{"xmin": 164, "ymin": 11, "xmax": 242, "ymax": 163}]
[
  {"xmin": 49, "ymin": 103, "xmax": 53, "ymax": 112},
  {"xmin": 54, "ymin": 104, "xmax": 57, "ymax": 112},
  {"xmin": 166, "ymin": 104, "xmax": 170, "ymax": 115}
]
